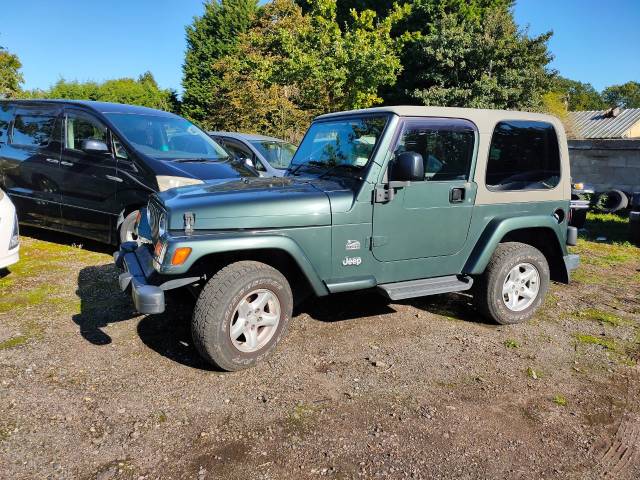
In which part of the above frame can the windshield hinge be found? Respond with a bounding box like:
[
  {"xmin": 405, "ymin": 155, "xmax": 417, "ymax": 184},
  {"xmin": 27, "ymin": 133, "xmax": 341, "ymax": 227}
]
[{"xmin": 374, "ymin": 185, "xmax": 394, "ymax": 203}]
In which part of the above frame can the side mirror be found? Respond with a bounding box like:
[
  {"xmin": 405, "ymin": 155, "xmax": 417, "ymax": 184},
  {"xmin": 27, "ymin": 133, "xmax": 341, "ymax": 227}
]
[
  {"xmin": 81, "ymin": 138, "xmax": 109, "ymax": 154},
  {"xmin": 390, "ymin": 151, "xmax": 424, "ymax": 182}
]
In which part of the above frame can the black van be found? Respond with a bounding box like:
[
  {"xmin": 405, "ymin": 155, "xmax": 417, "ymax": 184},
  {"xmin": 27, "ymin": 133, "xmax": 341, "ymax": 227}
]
[{"xmin": 0, "ymin": 100, "xmax": 255, "ymax": 244}]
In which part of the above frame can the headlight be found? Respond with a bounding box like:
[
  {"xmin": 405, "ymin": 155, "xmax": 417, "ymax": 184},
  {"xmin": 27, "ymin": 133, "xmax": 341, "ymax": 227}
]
[
  {"xmin": 9, "ymin": 213, "xmax": 19, "ymax": 250},
  {"xmin": 156, "ymin": 175, "xmax": 204, "ymax": 192},
  {"xmin": 158, "ymin": 213, "xmax": 168, "ymax": 238}
]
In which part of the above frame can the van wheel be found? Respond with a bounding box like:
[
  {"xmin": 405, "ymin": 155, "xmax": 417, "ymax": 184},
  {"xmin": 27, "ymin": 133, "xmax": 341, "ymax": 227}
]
[
  {"xmin": 191, "ymin": 261, "xmax": 293, "ymax": 371},
  {"xmin": 474, "ymin": 242, "xmax": 550, "ymax": 325},
  {"xmin": 119, "ymin": 210, "xmax": 139, "ymax": 244}
]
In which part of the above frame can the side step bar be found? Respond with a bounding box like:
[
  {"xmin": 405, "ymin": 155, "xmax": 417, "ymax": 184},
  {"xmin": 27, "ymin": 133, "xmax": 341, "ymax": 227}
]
[{"xmin": 378, "ymin": 275, "xmax": 473, "ymax": 301}]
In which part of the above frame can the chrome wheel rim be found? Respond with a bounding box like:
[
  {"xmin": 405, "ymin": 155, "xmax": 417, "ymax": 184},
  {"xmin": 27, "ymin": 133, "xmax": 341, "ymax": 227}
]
[
  {"xmin": 502, "ymin": 263, "xmax": 540, "ymax": 312},
  {"xmin": 229, "ymin": 289, "xmax": 281, "ymax": 353}
]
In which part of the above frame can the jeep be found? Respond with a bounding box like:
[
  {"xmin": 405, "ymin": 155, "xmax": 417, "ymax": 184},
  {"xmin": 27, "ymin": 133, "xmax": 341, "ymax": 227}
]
[{"xmin": 115, "ymin": 106, "xmax": 579, "ymax": 371}]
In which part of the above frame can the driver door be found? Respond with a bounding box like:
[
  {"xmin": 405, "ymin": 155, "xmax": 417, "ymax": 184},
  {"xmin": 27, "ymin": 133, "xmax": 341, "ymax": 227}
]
[
  {"xmin": 372, "ymin": 118, "xmax": 477, "ymax": 262},
  {"xmin": 59, "ymin": 109, "xmax": 119, "ymax": 242}
]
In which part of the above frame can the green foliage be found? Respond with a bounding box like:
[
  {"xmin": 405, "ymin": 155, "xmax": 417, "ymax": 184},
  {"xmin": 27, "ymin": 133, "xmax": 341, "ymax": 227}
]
[
  {"xmin": 20, "ymin": 72, "xmax": 178, "ymax": 111},
  {"xmin": 503, "ymin": 339, "xmax": 520, "ymax": 348},
  {"xmin": 549, "ymin": 76, "xmax": 605, "ymax": 111},
  {"xmin": 552, "ymin": 395, "xmax": 567, "ymax": 406},
  {"xmin": 205, "ymin": 0, "xmax": 404, "ymax": 140},
  {"xmin": 387, "ymin": 0, "xmax": 553, "ymax": 109},
  {"xmin": 181, "ymin": 0, "xmax": 259, "ymax": 125},
  {"xmin": 0, "ymin": 46, "xmax": 23, "ymax": 98},
  {"xmin": 602, "ymin": 81, "xmax": 640, "ymax": 108}
]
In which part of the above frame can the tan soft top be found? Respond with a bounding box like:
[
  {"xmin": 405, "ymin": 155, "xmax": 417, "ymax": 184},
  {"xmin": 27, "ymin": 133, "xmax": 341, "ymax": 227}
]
[{"xmin": 316, "ymin": 106, "xmax": 563, "ymax": 135}]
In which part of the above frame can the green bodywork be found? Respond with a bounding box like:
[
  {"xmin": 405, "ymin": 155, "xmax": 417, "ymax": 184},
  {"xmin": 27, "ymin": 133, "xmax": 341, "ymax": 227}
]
[{"xmin": 151, "ymin": 112, "xmax": 571, "ymax": 297}]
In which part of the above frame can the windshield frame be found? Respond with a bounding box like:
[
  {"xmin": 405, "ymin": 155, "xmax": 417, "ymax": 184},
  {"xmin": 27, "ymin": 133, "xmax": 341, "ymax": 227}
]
[
  {"xmin": 104, "ymin": 112, "xmax": 231, "ymax": 162},
  {"xmin": 286, "ymin": 113, "xmax": 392, "ymax": 179}
]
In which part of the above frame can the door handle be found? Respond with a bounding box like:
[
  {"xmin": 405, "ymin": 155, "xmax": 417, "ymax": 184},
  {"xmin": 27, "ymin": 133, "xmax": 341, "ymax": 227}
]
[
  {"xmin": 449, "ymin": 187, "xmax": 465, "ymax": 203},
  {"xmin": 46, "ymin": 158, "xmax": 59, "ymax": 165},
  {"xmin": 106, "ymin": 175, "xmax": 123, "ymax": 183},
  {"xmin": 60, "ymin": 161, "xmax": 73, "ymax": 167}
]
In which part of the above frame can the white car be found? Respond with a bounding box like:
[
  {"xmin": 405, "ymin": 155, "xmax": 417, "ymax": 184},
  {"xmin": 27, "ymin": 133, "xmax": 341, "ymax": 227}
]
[{"xmin": 0, "ymin": 189, "xmax": 19, "ymax": 269}]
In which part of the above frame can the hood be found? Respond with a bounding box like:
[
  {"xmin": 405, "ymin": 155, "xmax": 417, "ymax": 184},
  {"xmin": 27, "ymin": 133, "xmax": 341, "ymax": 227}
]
[
  {"xmin": 163, "ymin": 158, "xmax": 255, "ymax": 180},
  {"xmin": 158, "ymin": 177, "xmax": 355, "ymax": 231}
]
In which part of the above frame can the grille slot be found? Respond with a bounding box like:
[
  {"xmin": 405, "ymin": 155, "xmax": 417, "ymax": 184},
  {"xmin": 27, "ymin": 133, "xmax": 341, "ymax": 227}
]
[{"xmin": 147, "ymin": 198, "xmax": 165, "ymax": 242}]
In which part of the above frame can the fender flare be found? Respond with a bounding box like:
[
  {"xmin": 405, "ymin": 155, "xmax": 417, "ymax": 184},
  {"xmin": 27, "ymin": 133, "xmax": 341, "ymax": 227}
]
[
  {"xmin": 165, "ymin": 233, "xmax": 330, "ymax": 296},
  {"xmin": 463, "ymin": 215, "xmax": 565, "ymax": 275}
]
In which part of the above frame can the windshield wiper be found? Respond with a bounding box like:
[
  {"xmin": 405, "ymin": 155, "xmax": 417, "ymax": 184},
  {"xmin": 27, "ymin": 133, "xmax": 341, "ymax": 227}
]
[
  {"xmin": 172, "ymin": 157, "xmax": 228, "ymax": 163},
  {"xmin": 286, "ymin": 160, "xmax": 326, "ymax": 176},
  {"xmin": 317, "ymin": 164, "xmax": 363, "ymax": 180}
]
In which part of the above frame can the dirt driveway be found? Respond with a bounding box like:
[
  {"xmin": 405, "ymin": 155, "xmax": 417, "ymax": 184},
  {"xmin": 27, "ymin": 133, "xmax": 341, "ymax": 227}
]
[{"xmin": 1, "ymin": 214, "xmax": 639, "ymax": 479}]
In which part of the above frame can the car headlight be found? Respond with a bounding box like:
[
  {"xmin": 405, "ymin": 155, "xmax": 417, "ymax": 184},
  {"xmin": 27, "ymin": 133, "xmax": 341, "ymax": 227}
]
[
  {"xmin": 156, "ymin": 175, "xmax": 204, "ymax": 192},
  {"xmin": 158, "ymin": 213, "xmax": 168, "ymax": 238},
  {"xmin": 9, "ymin": 213, "xmax": 19, "ymax": 250}
]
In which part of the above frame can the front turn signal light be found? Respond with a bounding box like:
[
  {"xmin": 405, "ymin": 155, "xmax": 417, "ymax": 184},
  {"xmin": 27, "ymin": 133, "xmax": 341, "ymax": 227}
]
[{"xmin": 171, "ymin": 247, "xmax": 192, "ymax": 266}]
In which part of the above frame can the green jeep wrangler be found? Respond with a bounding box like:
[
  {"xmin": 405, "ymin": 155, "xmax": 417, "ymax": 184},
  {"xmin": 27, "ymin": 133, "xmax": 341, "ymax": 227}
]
[{"xmin": 115, "ymin": 106, "xmax": 579, "ymax": 371}]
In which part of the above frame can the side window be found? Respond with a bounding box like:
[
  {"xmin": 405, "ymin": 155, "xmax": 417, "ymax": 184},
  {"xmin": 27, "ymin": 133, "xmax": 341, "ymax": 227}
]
[
  {"xmin": 112, "ymin": 135, "xmax": 129, "ymax": 160},
  {"xmin": 395, "ymin": 119, "xmax": 476, "ymax": 181},
  {"xmin": 486, "ymin": 121, "xmax": 561, "ymax": 191},
  {"xmin": 65, "ymin": 113, "xmax": 108, "ymax": 151},
  {"xmin": 11, "ymin": 110, "xmax": 58, "ymax": 147},
  {"xmin": 0, "ymin": 104, "xmax": 13, "ymax": 144}
]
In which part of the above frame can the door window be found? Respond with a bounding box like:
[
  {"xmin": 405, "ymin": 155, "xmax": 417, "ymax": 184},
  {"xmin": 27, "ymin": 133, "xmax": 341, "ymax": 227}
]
[
  {"xmin": 486, "ymin": 121, "xmax": 561, "ymax": 191},
  {"xmin": 0, "ymin": 104, "xmax": 13, "ymax": 144},
  {"xmin": 395, "ymin": 119, "xmax": 476, "ymax": 181},
  {"xmin": 11, "ymin": 110, "xmax": 58, "ymax": 147},
  {"xmin": 65, "ymin": 113, "xmax": 108, "ymax": 152}
]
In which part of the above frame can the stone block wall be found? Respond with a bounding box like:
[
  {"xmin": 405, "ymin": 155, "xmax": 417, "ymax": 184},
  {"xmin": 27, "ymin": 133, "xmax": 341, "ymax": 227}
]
[{"xmin": 568, "ymin": 139, "xmax": 640, "ymax": 193}]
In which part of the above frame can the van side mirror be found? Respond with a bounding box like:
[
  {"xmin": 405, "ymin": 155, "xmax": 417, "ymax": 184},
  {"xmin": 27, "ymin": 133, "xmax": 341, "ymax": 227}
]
[
  {"xmin": 81, "ymin": 138, "xmax": 109, "ymax": 154},
  {"xmin": 390, "ymin": 151, "xmax": 424, "ymax": 182}
]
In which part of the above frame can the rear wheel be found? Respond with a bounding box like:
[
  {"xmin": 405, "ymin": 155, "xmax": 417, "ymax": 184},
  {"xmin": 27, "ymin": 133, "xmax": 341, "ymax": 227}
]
[
  {"xmin": 474, "ymin": 242, "xmax": 550, "ymax": 325},
  {"xmin": 191, "ymin": 261, "xmax": 293, "ymax": 371}
]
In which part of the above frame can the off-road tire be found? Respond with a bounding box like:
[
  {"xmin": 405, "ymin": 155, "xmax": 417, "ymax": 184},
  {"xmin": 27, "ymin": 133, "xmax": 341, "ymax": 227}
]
[
  {"xmin": 191, "ymin": 261, "xmax": 293, "ymax": 371},
  {"xmin": 474, "ymin": 242, "xmax": 550, "ymax": 325}
]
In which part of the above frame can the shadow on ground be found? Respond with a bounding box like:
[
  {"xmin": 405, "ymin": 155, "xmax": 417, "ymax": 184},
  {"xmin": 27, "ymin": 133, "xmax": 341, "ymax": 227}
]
[
  {"xmin": 73, "ymin": 263, "xmax": 493, "ymax": 370},
  {"xmin": 21, "ymin": 226, "xmax": 113, "ymax": 254}
]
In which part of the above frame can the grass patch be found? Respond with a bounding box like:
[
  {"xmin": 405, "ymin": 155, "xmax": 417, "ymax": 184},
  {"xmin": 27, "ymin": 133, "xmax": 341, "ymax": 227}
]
[
  {"xmin": 575, "ymin": 334, "xmax": 617, "ymax": 351},
  {"xmin": 0, "ymin": 285, "xmax": 60, "ymax": 313},
  {"xmin": 286, "ymin": 403, "xmax": 318, "ymax": 432},
  {"xmin": 0, "ymin": 320, "xmax": 43, "ymax": 350},
  {"xmin": 577, "ymin": 308, "xmax": 627, "ymax": 327},
  {"xmin": 580, "ymin": 212, "xmax": 630, "ymax": 244},
  {"xmin": 504, "ymin": 339, "xmax": 520, "ymax": 348},
  {"xmin": 552, "ymin": 395, "xmax": 567, "ymax": 407},
  {"xmin": 0, "ymin": 335, "xmax": 29, "ymax": 350}
]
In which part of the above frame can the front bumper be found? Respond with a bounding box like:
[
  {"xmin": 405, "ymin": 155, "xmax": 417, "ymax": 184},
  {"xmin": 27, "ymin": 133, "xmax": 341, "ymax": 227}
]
[{"xmin": 114, "ymin": 242, "xmax": 165, "ymax": 314}]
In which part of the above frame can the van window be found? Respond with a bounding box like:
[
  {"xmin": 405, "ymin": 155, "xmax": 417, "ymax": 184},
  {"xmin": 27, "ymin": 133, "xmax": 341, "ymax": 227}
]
[
  {"xmin": 12, "ymin": 110, "xmax": 58, "ymax": 147},
  {"xmin": 486, "ymin": 121, "xmax": 561, "ymax": 191},
  {"xmin": 395, "ymin": 119, "xmax": 476, "ymax": 181},
  {"xmin": 66, "ymin": 113, "xmax": 108, "ymax": 151},
  {"xmin": 0, "ymin": 104, "xmax": 13, "ymax": 144}
]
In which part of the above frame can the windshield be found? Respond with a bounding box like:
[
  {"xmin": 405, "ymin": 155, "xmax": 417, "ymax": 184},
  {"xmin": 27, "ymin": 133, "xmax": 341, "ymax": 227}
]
[
  {"xmin": 250, "ymin": 140, "xmax": 297, "ymax": 169},
  {"xmin": 288, "ymin": 116, "xmax": 388, "ymax": 177},
  {"xmin": 105, "ymin": 113, "xmax": 230, "ymax": 161}
]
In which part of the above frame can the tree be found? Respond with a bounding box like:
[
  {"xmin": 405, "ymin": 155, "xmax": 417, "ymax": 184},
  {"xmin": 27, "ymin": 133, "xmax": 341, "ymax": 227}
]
[
  {"xmin": 23, "ymin": 72, "xmax": 178, "ymax": 111},
  {"xmin": 386, "ymin": 0, "xmax": 553, "ymax": 110},
  {"xmin": 602, "ymin": 81, "xmax": 640, "ymax": 109},
  {"xmin": 0, "ymin": 45, "xmax": 23, "ymax": 98},
  {"xmin": 549, "ymin": 76, "xmax": 604, "ymax": 111},
  {"xmin": 181, "ymin": 0, "xmax": 258, "ymax": 126},
  {"xmin": 208, "ymin": 0, "xmax": 404, "ymax": 141}
]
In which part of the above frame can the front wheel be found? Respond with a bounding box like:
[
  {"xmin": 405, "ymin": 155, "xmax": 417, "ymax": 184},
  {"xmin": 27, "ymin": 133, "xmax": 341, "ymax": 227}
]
[
  {"xmin": 474, "ymin": 242, "xmax": 550, "ymax": 325},
  {"xmin": 191, "ymin": 261, "xmax": 293, "ymax": 371}
]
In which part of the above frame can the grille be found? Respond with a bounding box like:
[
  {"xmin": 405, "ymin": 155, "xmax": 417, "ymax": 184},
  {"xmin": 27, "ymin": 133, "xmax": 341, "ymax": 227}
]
[{"xmin": 147, "ymin": 197, "xmax": 165, "ymax": 242}]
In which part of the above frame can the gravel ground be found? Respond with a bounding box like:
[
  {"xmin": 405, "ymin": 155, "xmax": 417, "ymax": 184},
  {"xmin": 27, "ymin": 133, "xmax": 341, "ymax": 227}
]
[{"xmin": 0, "ymin": 219, "xmax": 639, "ymax": 480}]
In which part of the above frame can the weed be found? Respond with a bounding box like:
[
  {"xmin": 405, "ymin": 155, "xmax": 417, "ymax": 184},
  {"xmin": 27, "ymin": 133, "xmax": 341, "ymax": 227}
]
[
  {"xmin": 526, "ymin": 367, "xmax": 542, "ymax": 379},
  {"xmin": 575, "ymin": 334, "xmax": 616, "ymax": 351},
  {"xmin": 504, "ymin": 339, "xmax": 520, "ymax": 348},
  {"xmin": 552, "ymin": 395, "xmax": 567, "ymax": 406},
  {"xmin": 578, "ymin": 309, "xmax": 626, "ymax": 327},
  {"xmin": 0, "ymin": 335, "xmax": 28, "ymax": 350}
]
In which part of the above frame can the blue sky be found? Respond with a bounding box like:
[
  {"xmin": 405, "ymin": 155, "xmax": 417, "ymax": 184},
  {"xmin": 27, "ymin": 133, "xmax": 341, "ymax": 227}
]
[{"xmin": 2, "ymin": 0, "xmax": 639, "ymax": 95}]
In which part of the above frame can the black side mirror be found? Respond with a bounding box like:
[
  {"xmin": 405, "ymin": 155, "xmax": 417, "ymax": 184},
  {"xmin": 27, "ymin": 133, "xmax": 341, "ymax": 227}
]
[
  {"xmin": 80, "ymin": 138, "xmax": 109, "ymax": 154},
  {"xmin": 391, "ymin": 151, "xmax": 424, "ymax": 182}
]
